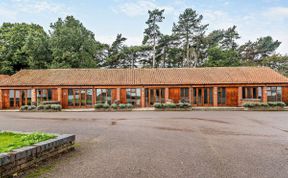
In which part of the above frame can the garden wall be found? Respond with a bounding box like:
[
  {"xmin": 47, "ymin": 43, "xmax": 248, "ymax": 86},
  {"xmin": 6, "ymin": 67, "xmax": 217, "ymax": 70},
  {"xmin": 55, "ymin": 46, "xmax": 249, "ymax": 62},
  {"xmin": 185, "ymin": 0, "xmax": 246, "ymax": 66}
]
[{"xmin": 0, "ymin": 133, "xmax": 75, "ymax": 177}]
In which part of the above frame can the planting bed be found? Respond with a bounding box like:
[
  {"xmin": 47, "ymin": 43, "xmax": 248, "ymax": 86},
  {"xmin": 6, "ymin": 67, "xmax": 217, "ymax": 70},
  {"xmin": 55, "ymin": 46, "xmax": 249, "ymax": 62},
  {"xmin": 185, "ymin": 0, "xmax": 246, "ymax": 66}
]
[{"xmin": 0, "ymin": 131, "xmax": 75, "ymax": 177}]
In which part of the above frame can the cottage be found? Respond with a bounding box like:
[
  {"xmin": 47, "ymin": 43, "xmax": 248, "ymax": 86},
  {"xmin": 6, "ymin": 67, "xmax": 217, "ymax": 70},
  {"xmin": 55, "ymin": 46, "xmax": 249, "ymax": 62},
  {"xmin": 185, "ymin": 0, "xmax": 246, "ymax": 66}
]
[{"xmin": 0, "ymin": 67, "xmax": 287, "ymax": 109}]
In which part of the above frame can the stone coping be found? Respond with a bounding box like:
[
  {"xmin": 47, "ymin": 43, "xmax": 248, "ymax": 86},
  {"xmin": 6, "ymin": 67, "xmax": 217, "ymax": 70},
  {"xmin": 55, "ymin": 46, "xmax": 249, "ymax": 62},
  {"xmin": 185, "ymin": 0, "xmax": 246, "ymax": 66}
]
[{"xmin": 0, "ymin": 131, "xmax": 75, "ymax": 177}]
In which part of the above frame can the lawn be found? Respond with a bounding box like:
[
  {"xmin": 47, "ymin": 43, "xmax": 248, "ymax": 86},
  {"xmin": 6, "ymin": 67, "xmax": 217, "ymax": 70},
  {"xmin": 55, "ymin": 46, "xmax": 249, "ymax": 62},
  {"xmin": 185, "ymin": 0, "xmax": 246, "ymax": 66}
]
[{"xmin": 0, "ymin": 132, "xmax": 56, "ymax": 153}]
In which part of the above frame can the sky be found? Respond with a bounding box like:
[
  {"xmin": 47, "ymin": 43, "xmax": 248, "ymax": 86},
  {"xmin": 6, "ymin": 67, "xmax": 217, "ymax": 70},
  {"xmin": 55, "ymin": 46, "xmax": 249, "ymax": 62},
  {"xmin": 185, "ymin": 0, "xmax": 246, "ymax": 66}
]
[{"xmin": 0, "ymin": 0, "xmax": 287, "ymax": 54}]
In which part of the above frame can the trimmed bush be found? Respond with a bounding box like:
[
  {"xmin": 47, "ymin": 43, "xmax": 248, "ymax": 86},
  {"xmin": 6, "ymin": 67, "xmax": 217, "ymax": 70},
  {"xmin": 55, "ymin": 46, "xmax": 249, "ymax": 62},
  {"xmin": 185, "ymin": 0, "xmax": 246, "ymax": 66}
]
[
  {"xmin": 103, "ymin": 103, "xmax": 110, "ymax": 109},
  {"xmin": 111, "ymin": 103, "xmax": 118, "ymax": 109},
  {"xmin": 51, "ymin": 104, "xmax": 62, "ymax": 111},
  {"xmin": 43, "ymin": 105, "xmax": 51, "ymax": 110},
  {"xmin": 41, "ymin": 101, "xmax": 60, "ymax": 105},
  {"xmin": 20, "ymin": 105, "xmax": 28, "ymax": 111},
  {"xmin": 119, "ymin": 104, "xmax": 127, "ymax": 109},
  {"xmin": 37, "ymin": 105, "xmax": 45, "ymax": 110},
  {"xmin": 126, "ymin": 103, "xmax": 133, "ymax": 109},
  {"xmin": 94, "ymin": 103, "xmax": 103, "ymax": 109},
  {"xmin": 28, "ymin": 105, "xmax": 36, "ymax": 111},
  {"xmin": 268, "ymin": 102, "xmax": 286, "ymax": 107},
  {"xmin": 243, "ymin": 103, "xmax": 255, "ymax": 108},
  {"xmin": 153, "ymin": 103, "xmax": 163, "ymax": 109},
  {"xmin": 165, "ymin": 103, "xmax": 176, "ymax": 108}
]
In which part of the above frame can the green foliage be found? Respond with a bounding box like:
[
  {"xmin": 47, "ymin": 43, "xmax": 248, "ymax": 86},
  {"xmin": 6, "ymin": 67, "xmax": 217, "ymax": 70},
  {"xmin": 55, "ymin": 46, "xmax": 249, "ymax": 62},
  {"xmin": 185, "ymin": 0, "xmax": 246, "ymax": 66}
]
[
  {"xmin": 51, "ymin": 104, "xmax": 62, "ymax": 111},
  {"xmin": 119, "ymin": 104, "xmax": 127, "ymax": 109},
  {"xmin": 164, "ymin": 103, "xmax": 177, "ymax": 108},
  {"xmin": 179, "ymin": 102, "xmax": 192, "ymax": 108},
  {"xmin": 153, "ymin": 103, "xmax": 163, "ymax": 109},
  {"xmin": 111, "ymin": 103, "xmax": 118, "ymax": 109},
  {"xmin": 37, "ymin": 105, "xmax": 45, "ymax": 110},
  {"xmin": 0, "ymin": 132, "xmax": 56, "ymax": 153},
  {"xmin": 172, "ymin": 8, "xmax": 209, "ymax": 67},
  {"xmin": 49, "ymin": 16, "xmax": 100, "ymax": 68},
  {"xmin": 203, "ymin": 47, "xmax": 241, "ymax": 67},
  {"xmin": 126, "ymin": 103, "xmax": 133, "ymax": 109},
  {"xmin": 94, "ymin": 103, "xmax": 103, "ymax": 109},
  {"xmin": 268, "ymin": 102, "xmax": 286, "ymax": 107},
  {"xmin": 103, "ymin": 103, "xmax": 110, "ymax": 109},
  {"xmin": 243, "ymin": 102, "xmax": 285, "ymax": 108},
  {"xmin": 0, "ymin": 23, "xmax": 51, "ymax": 74}
]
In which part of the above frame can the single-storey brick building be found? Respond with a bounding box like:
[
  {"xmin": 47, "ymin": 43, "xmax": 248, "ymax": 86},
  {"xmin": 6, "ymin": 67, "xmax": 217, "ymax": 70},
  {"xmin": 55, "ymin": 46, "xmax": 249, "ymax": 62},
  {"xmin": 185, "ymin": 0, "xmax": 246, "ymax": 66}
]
[{"xmin": 0, "ymin": 67, "xmax": 287, "ymax": 109}]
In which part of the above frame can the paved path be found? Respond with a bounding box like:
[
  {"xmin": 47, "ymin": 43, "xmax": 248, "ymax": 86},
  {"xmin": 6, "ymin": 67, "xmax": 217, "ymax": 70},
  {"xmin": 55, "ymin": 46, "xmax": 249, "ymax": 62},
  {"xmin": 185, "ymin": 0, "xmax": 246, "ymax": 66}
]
[{"xmin": 0, "ymin": 111, "xmax": 288, "ymax": 178}]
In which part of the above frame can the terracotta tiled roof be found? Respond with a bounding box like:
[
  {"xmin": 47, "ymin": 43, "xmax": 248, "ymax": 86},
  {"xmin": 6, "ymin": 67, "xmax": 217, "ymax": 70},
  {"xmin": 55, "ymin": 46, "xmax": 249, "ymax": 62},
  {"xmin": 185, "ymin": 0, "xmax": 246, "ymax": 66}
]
[
  {"xmin": 0, "ymin": 67, "xmax": 287, "ymax": 87},
  {"xmin": 0, "ymin": 75, "xmax": 9, "ymax": 83}
]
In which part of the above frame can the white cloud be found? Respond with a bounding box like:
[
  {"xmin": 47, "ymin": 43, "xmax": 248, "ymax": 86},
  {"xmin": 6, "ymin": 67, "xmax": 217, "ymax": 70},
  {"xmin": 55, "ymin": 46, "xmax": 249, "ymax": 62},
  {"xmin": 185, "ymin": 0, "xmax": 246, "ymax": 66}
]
[
  {"xmin": 265, "ymin": 7, "xmax": 288, "ymax": 18},
  {"xmin": 113, "ymin": 0, "xmax": 175, "ymax": 17},
  {"xmin": 12, "ymin": 0, "xmax": 71, "ymax": 15}
]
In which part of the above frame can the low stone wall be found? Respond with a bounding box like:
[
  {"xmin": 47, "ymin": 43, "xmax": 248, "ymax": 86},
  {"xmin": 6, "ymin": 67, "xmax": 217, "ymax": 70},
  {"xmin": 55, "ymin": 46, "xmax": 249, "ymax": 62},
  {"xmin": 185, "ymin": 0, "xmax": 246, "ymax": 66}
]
[{"xmin": 0, "ymin": 133, "xmax": 75, "ymax": 177}]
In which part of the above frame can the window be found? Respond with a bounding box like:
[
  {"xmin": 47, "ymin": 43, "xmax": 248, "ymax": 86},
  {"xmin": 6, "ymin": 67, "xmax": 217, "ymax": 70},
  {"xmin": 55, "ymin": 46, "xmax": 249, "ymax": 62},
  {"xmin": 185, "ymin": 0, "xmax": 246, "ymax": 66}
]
[
  {"xmin": 145, "ymin": 88, "xmax": 165, "ymax": 106},
  {"xmin": 267, "ymin": 86, "xmax": 282, "ymax": 102},
  {"xmin": 126, "ymin": 88, "xmax": 141, "ymax": 106},
  {"xmin": 218, "ymin": 87, "xmax": 226, "ymax": 105},
  {"xmin": 242, "ymin": 87, "xmax": 262, "ymax": 99},
  {"xmin": 96, "ymin": 89, "xmax": 113, "ymax": 104},
  {"xmin": 180, "ymin": 88, "xmax": 189, "ymax": 102},
  {"xmin": 68, "ymin": 88, "xmax": 93, "ymax": 107},
  {"xmin": 37, "ymin": 89, "xmax": 53, "ymax": 104},
  {"xmin": 192, "ymin": 88, "xmax": 213, "ymax": 106},
  {"xmin": 9, "ymin": 90, "xmax": 32, "ymax": 108}
]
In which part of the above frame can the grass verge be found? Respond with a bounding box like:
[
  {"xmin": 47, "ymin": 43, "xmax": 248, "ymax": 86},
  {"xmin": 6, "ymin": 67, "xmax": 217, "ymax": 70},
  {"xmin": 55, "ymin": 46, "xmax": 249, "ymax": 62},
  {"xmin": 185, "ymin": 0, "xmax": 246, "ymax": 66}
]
[{"xmin": 0, "ymin": 132, "xmax": 56, "ymax": 153}]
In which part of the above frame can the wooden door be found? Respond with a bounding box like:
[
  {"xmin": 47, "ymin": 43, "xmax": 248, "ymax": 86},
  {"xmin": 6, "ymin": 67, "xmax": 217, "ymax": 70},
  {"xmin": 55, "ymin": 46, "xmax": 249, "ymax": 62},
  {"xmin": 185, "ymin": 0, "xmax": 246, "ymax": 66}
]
[
  {"xmin": 169, "ymin": 88, "xmax": 180, "ymax": 103},
  {"xmin": 120, "ymin": 89, "xmax": 127, "ymax": 104},
  {"xmin": 283, "ymin": 87, "xmax": 288, "ymax": 104},
  {"xmin": 2, "ymin": 90, "xmax": 10, "ymax": 109},
  {"xmin": 226, "ymin": 87, "xmax": 238, "ymax": 106},
  {"xmin": 62, "ymin": 89, "xmax": 68, "ymax": 109}
]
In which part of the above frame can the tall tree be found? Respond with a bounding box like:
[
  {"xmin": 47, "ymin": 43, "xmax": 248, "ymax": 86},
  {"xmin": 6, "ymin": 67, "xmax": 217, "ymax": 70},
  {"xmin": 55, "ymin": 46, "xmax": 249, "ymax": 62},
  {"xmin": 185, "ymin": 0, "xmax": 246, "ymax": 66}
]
[
  {"xmin": 143, "ymin": 9, "xmax": 165, "ymax": 68},
  {"xmin": 239, "ymin": 36, "xmax": 281, "ymax": 61},
  {"xmin": 49, "ymin": 16, "xmax": 101, "ymax": 68},
  {"xmin": 172, "ymin": 8, "xmax": 208, "ymax": 67},
  {"xmin": 203, "ymin": 47, "xmax": 241, "ymax": 67},
  {"xmin": 0, "ymin": 23, "xmax": 51, "ymax": 74},
  {"xmin": 104, "ymin": 34, "xmax": 127, "ymax": 68}
]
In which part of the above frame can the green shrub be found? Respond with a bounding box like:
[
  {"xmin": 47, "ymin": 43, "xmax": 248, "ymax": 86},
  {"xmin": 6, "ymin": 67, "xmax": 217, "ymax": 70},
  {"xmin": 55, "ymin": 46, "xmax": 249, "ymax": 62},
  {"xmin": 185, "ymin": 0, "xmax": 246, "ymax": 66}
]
[
  {"xmin": 94, "ymin": 103, "xmax": 103, "ymax": 109},
  {"xmin": 119, "ymin": 104, "xmax": 127, "ymax": 109},
  {"xmin": 258, "ymin": 103, "xmax": 268, "ymax": 107},
  {"xmin": 37, "ymin": 105, "xmax": 45, "ymax": 110},
  {"xmin": 41, "ymin": 101, "xmax": 60, "ymax": 105},
  {"xmin": 243, "ymin": 103, "xmax": 255, "ymax": 108},
  {"xmin": 103, "ymin": 103, "xmax": 110, "ymax": 109},
  {"xmin": 268, "ymin": 102, "xmax": 286, "ymax": 107},
  {"xmin": 111, "ymin": 103, "xmax": 118, "ymax": 109},
  {"xmin": 43, "ymin": 105, "xmax": 51, "ymax": 110},
  {"xmin": 20, "ymin": 105, "xmax": 28, "ymax": 111},
  {"xmin": 178, "ymin": 102, "xmax": 191, "ymax": 108},
  {"xmin": 126, "ymin": 103, "xmax": 133, "ymax": 109},
  {"xmin": 153, "ymin": 103, "xmax": 163, "ymax": 109},
  {"xmin": 28, "ymin": 105, "xmax": 36, "ymax": 111},
  {"xmin": 166, "ymin": 103, "xmax": 176, "ymax": 108},
  {"xmin": 51, "ymin": 104, "xmax": 62, "ymax": 111}
]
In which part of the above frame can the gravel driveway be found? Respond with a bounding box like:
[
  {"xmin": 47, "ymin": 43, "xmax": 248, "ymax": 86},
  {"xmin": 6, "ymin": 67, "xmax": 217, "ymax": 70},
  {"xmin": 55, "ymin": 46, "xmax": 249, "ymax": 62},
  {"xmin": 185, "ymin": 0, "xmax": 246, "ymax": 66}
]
[{"xmin": 0, "ymin": 111, "xmax": 287, "ymax": 178}]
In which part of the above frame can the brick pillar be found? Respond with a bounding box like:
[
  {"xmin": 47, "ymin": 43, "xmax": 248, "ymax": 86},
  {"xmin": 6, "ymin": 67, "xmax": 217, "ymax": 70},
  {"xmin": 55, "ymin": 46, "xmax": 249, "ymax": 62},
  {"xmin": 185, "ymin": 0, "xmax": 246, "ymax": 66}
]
[
  {"xmin": 262, "ymin": 86, "xmax": 268, "ymax": 103},
  {"xmin": 189, "ymin": 87, "xmax": 193, "ymax": 103},
  {"xmin": 116, "ymin": 88, "xmax": 121, "ymax": 101},
  {"xmin": 141, "ymin": 88, "xmax": 145, "ymax": 107},
  {"xmin": 57, "ymin": 88, "xmax": 62, "ymax": 105},
  {"xmin": 213, "ymin": 87, "xmax": 218, "ymax": 107},
  {"xmin": 238, "ymin": 86, "xmax": 242, "ymax": 106},
  {"xmin": 165, "ymin": 88, "xmax": 169, "ymax": 103},
  {"xmin": 31, "ymin": 89, "xmax": 37, "ymax": 105},
  {"xmin": 0, "ymin": 89, "xmax": 3, "ymax": 109}
]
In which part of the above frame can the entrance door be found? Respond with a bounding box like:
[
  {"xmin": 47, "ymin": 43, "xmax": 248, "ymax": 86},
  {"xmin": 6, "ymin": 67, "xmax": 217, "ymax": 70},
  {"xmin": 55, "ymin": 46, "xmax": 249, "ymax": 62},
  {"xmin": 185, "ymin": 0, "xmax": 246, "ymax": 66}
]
[{"xmin": 226, "ymin": 87, "xmax": 238, "ymax": 106}]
